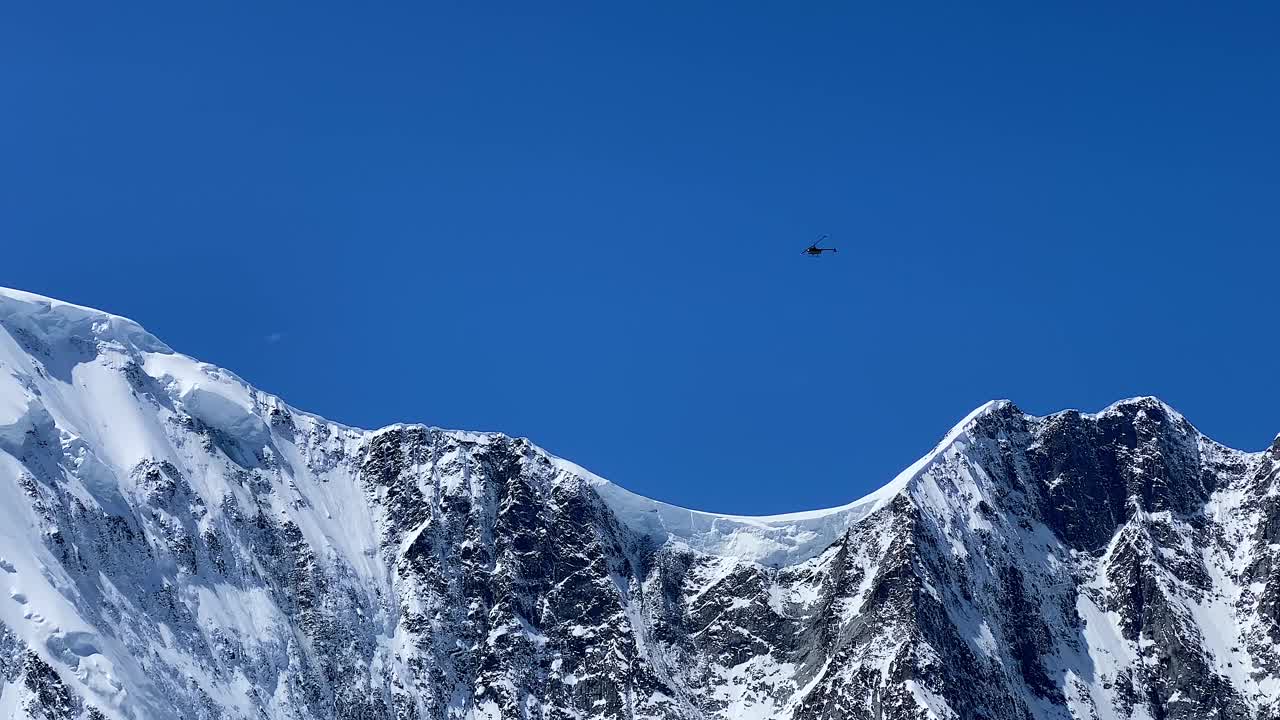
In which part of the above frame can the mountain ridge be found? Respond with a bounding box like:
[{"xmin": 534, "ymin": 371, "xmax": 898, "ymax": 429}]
[
  {"xmin": 0, "ymin": 286, "xmax": 1257, "ymax": 522},
  {"xmin": 1, "ymin": 286, "xmax": 1277, "ymax": 720}
]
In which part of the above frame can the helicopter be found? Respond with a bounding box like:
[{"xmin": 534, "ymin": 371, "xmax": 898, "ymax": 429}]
[{"xmin": 802, "ymin": 235, "xmax": 838, "ymax": 256}]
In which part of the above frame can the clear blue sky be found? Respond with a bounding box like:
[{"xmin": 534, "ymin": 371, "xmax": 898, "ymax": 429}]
[{"xmin": 3, "ymin": 3, "xmax": 1278, "ymax": 514}]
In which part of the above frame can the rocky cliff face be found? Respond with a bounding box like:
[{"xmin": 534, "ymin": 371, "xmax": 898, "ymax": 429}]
[{"xmin": 0, "ymin": 287, "xmax": 1277, "ymax": 720}]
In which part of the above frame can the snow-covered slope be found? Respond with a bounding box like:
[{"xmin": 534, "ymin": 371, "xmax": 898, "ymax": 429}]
[{"xmin": 0, "ymin": 287, "xmax": 1277, "ymax": 720}]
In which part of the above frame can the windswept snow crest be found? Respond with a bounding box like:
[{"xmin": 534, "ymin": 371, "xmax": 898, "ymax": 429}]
[{"xmin": 564, "ymin": 400, "xmax": 1004, "ymax": 566}]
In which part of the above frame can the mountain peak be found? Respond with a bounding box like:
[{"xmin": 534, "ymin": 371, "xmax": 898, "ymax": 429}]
[{"xmin": 1096, "ymin": 394, "xmax": 1188, "ymax": 421}]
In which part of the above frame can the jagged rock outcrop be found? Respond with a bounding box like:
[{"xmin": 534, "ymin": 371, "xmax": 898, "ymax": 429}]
[{"xmin": 0, "ymin": 287, "xmax": 1277, "ymax": 720}]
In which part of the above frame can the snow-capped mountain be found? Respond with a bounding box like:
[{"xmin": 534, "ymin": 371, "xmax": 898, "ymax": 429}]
[{"xmin": 0, "ymin": 286, "xmax": 1276, "ymax": 720}]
